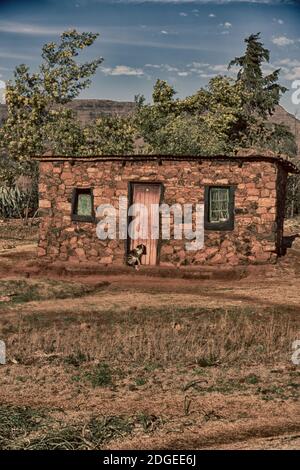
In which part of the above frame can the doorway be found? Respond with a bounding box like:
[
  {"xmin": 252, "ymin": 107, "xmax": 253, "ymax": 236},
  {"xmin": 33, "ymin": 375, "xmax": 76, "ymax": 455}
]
[{"xmin": 129, "ymin": 183, "xmax": 162, "ymax": 265}]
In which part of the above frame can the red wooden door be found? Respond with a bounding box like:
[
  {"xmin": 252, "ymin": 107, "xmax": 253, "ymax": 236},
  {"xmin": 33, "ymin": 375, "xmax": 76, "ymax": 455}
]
[{"xmin": 130, "ymin": 183, "xmax": 161, "ymax": 265}]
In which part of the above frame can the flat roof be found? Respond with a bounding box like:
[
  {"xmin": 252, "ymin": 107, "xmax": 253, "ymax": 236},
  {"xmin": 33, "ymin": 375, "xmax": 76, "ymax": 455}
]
[{"xmin": 33, "ymin": 153, "xmax": 300, "ymax": 174}]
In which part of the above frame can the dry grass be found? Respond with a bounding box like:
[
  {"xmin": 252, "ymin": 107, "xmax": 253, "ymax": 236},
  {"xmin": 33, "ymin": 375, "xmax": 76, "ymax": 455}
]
[
  {"xmin": 0, "ymin": 405, "xmax": 142, "ymax": 450},
  {"xmin": 0, "ymin": 217, "xmax": 299, "ymax": 449},
  {"xmin": 0, "ymin": 278, "xmax": 109, "ymax": 304},
  {"xmin": 1, "ymin": 304, "xmax": 298, "ymax": 367}
]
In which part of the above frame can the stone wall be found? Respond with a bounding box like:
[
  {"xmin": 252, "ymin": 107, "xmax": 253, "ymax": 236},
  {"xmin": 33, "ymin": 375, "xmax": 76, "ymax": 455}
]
[
  {"xmin": 38, "ymin": 158, "xmax": 281, "ymax": 266},
  {"xmin": 275, "ymin": 166, "xmax": 288, "ymax": 256}
]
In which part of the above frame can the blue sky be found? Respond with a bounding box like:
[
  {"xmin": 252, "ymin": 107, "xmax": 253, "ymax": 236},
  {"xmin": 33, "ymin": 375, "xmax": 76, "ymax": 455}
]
[{"xmin": 0, "ymin": 0, "xmax": 300, "ymax": 114}]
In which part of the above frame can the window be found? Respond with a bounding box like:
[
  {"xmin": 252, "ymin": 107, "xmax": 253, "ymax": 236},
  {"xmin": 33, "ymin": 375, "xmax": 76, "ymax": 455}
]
[
  {"xmin": 71, "ymin": 188, "xmax": 94, "ymax": 222},
  {"xmin": 204, "ymin": 186, "xmax": 234, "ymax": 231}
]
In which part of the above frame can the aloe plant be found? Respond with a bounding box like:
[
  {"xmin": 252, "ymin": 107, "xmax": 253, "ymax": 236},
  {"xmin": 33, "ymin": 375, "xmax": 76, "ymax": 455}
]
[{"xmin": 0, "ymin": 185, "xmax": 31, "ymax": 219}]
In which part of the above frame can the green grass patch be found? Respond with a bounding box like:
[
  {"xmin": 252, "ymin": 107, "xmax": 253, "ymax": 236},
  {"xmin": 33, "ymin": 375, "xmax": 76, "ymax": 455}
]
[
  {"xmin": 244, "ymin": 374, "xmax": 260, "ymax": 385},
  {"xmin": 86, "ymin": 363, "xmax": 113, "ymax": 388},
  {"xmin": 64, "ymin": 351, "xmax": 88, "ymax": 367},
  {"xmin": 0, "ymin": 405, "xmax": 46, "ymax": 450},
  {"xmin": 144, "ymin": 361, "xmax": 163, "ymax": 372},
  {"xmin": 135, "ymin": 377, "xmax": 147, "ymax": 386},
  {"xmin": 14, "ymin": 416, "xmax": 134, "ymax": 450}
]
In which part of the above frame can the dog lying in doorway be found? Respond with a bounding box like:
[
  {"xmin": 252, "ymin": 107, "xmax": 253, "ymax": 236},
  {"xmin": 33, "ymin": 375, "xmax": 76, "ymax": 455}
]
[{"xmin": 126, "ymin": 244, "xmax": 147, "ymax": 270}]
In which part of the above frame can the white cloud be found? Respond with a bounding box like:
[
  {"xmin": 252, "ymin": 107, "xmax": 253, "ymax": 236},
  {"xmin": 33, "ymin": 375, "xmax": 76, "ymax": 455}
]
[
  {"xmin": 142, "ymin": 60, "xmax": 255, "ymax": 80},
  {"xmin": 189, "ymin": 62, "xmax": 210, "ymax": 68},
  {"xmin": 261, "ymin": 64, "xmax": 277, "ymax": 75},
  {"xmin": 145, "ymin": 63, "xmax": 162, "ymax": 68},
  {"xmin": 0, "ymin": 50, "xmax": 34, "ymax": 60},
  {"xmin": 273, "ymin": 17, "xmax": 284, "ymax": 24},
  {"xmin": 209, "ymin": 13, "xmax": 216, "ymax": 17},
  {"xmin": 0, "ymin": 21, "xmax": 62, "ymax": 35},
  {"xmin": 284, "ymin": 67, "xmax": 300, "ymax": 80},
  {"xmin": 179, "ymin": 12, "xmax": 188, "ymax": 17},
  {"xmin": 272, "ymin": 36, "xmax": 295, "ymax": 46},
  {"xmin": 144, "ymin": 63, "xmax": 180, "ymax": 72},
  {"xmin": 161, "ymin": 30, "xmax": 168, "ymax": 35},
  {"xmin": 0, "ymin": 80, "xmax": 5, "ymax": 104},
  {"xmin": 189, "ymin": 68, "xmax": 204, "ymax": 73},
  {"xmin": 101, "ymin": 65, "xmax": 144, "ymax": 76},
  {"xmin": 276, "ymin": 58, "xmax": 300, "ymax": 67},
  {"xmin": 200, "ymin": 73, "xmax": 216, "ymax": 78},
  {"xmin": 144, "ymin": 61, "xmax": 243, "ymax": 79},
  {"xmin": 219, "ymin": 21, "xmax": 232, "ymax": 32},
  {"xmin": 209, "ymin": 64, "xmax": 228, "ymax": 72},
  {"xmin": 165, "ymin": 65, "xmax": 180, "ymax": 72}
]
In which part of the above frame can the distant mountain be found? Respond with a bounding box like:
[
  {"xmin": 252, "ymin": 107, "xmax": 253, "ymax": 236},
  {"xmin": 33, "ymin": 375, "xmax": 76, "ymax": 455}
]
[
  {"xmin": 65, "ymin": 99, "xmax": 135, "ymax": 125},
  {"xmin": 1, "ymin": 100, "xmax": 299, "ymax": 158},
  {"xmin": 0, "ymin": 99, "xmax": 135, "ymax": 127}
]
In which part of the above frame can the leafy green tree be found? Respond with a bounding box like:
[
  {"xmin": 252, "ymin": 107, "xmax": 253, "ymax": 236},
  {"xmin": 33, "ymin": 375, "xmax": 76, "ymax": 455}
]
[
  {"xmin": 135, "ymin": 76, "xmax": 242, "ymax": 155},
  {"xmin": 135, "ymin": 33, "xmax": 296, "ymax": 161},
  {"xmin": 230, "ymin": 34, "xmax": 299, "ymax": 218},
  {"xmin": 42, "ymin": 108, "xmax": 85, "ymax": 156},
  {"xmin": 0, "ymin": 29, "xmax": 102, "ymax": 181},
  {"xmin": 40, "ymin": 30, "xmax": 102, "ymax": 104},
  {"xmin": 82, "ymin": 116, "xmax": 136, "ymax": 155}
]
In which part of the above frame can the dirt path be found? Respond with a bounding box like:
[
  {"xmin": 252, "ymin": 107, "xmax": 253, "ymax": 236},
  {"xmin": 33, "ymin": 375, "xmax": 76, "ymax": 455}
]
[
  {"xmin": 0, "ymin": 275, "xmax": 299, "ymax": 322},
  {"xmin": 108, "ymin": 420, "xmax": 300, "ymax": 450}
]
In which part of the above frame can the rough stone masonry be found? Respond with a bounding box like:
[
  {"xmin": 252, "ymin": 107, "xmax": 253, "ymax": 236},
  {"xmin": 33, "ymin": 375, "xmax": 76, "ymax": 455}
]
[{"xmin": 36, "ymin": 153, "xmax": 299, "ymax": 267}]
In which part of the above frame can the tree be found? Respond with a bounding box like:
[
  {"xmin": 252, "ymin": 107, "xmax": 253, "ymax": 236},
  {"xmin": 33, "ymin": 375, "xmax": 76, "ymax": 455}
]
[
  {"xmin": 135, "ymin": 76, "xmax": 243, "ymax": 155},
  {"xmin": 229, "ymin": 33, "xmax": 299, "ymax": 217},
  {"xmin": 228, "ymin": 33, "xmax": 293, "ymax": 154},
  {"xmin": 135, "ymin": 33, "xmax": 297, "ymax": 162},
  {"xmin": 0, "ymin": 29, "xmax": 102, "ymax": 181},
  {"xmin": 82, "ymin": 116, "xmax": 136, "ymax": 155},
  {"xmin": 42, "ymin": 108, "xmax": 85, "ymax": 156},
  {"xmin": 229, "ymin": 33, "xmax": 287, "ymax": 118}
]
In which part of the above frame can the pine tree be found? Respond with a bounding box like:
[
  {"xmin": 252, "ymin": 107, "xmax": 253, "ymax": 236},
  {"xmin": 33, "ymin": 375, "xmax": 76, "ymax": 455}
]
[{"xmin": 229, "ymin": 32, "xmax": 287, "ymax": 118}]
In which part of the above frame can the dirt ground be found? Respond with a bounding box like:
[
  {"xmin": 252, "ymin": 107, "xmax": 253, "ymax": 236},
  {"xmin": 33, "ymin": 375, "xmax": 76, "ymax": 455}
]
[{"xmin": 0, "ymin": 219, "xmax": 299, "ymax": 450}]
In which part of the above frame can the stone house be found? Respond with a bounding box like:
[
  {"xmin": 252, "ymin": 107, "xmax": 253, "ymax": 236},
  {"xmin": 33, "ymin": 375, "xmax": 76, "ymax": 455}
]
[{"xmin": 35, "ymin": 152, "xmax": 299, "ymax": 267}]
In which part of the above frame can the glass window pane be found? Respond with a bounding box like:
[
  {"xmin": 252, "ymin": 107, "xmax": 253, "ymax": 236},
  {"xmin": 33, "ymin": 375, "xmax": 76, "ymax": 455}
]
[
  {"xmin": 77, "ymin": 193, "xmax": 92, "ymax": 216},
  {"xmin": 209, "ymin": 187, "xmax": 230, "ymax": 223}
]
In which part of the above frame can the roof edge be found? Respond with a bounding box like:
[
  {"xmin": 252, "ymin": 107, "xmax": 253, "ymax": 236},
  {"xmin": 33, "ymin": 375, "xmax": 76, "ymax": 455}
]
[{"xmin": 32, "ymin": 154, "xmax": 300, "ymax": 174}]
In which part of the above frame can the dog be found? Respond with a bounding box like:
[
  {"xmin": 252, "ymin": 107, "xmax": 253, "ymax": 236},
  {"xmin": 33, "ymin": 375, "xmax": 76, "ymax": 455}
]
[{"xmin": 126, "ymin": 244, "xmax": 147, "ymax": 270}]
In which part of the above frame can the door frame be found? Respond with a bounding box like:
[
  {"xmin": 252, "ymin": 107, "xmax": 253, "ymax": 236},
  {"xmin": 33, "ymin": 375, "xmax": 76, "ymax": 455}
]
[{"xmin": 125, "ymin": 181, "xmax": 164, "ymax": 266}]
